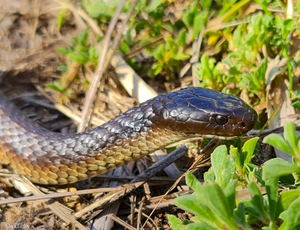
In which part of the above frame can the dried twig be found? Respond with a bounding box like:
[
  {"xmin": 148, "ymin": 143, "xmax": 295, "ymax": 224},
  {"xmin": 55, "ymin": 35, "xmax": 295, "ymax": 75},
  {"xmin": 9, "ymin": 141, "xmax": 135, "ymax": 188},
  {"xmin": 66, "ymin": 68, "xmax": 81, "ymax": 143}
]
[
  {"xmin": 74, "ymin": 182, "xmax": 144, "ymax": 219},
  {"xmin": 0, "ymin": 187, "xmax": 120, "ymax": 205}
]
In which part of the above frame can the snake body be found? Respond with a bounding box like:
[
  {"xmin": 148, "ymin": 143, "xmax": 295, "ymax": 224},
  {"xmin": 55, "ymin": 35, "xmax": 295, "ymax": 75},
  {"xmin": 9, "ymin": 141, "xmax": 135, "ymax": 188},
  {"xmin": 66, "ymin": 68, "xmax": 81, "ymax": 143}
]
[{"xmin": 0, "ymin": 87, "xmax": 257, "ymax": 185}]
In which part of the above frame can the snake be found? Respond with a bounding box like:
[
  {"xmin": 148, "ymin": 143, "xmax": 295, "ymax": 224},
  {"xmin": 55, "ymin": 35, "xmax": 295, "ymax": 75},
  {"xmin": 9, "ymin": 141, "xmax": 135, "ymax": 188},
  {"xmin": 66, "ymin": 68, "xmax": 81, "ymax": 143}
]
[{"xmin": 0, "ymin": 87, "xmax": 257, "ymax": 185}]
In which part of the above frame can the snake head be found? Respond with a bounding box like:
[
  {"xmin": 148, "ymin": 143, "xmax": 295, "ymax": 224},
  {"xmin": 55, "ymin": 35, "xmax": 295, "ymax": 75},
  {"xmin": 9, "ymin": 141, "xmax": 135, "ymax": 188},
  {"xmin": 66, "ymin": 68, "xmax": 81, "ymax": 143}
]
[{"xmin": 151, "ymin": 87, "xmax": 257, "ymax": 138}]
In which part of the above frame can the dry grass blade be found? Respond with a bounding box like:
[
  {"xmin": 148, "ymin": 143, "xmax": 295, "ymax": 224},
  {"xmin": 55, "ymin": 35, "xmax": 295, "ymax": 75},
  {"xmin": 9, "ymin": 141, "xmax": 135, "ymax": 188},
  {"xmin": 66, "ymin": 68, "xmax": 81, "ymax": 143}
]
[
  {"xmin": 192, "ymin": 29, "xmax": 204, "ymax": 86},
  {"xmin": 0, "ymin": 187, "xmax": 120, "ymax": 205},
  {"xmin": 123, "ymin": 37, "xmax": 164, "ymax": 59},
  {"xmin": 109, "ymin": 214, "xmax": 137, "ymax": 230},
  {"xmin": 55, "ymin": 103, "xmax": 105, "ymax": 126},
  {"xmin": 111, "ymin": 53, "xmax": 158, "ymax": 103},
  {"xmin": 78, "ymin": 0, "xmax": 127, "ymax": 132},
  {"xmin": 74, "ymin": 182, "xmax": 144, "ymax": 219},
  {"xmin": 5, "ymin": 175, "xmax": 87, "ymax": 230}
]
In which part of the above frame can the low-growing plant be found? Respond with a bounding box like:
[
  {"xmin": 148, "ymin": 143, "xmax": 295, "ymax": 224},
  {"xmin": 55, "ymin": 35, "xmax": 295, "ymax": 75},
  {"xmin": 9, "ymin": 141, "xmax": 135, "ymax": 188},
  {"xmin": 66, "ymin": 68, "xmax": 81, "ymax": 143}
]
[
  {"xmin": 53, "ymin": 0, "xmax": 300, "ymax": 112},
  {"xmin": 52, "ymin": 0, "xmax": 300, "ymax": 112},
  {"xmin": 169, "ymin": 122, "xmax": 300, "ymax": 230}
]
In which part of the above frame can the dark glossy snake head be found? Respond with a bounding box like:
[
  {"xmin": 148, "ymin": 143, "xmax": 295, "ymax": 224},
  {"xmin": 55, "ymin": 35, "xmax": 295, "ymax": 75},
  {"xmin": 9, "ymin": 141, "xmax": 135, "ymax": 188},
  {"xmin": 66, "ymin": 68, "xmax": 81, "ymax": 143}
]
[{"xmin": 150, "ymin": 87, "xmax": 257, "ymax": 138}]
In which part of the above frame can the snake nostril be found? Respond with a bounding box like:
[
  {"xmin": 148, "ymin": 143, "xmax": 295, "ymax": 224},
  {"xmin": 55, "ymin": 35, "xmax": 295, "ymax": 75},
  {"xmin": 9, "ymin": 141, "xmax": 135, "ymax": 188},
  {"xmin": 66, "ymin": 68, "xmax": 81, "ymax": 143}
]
[{"xmin": 241, "ymin": 121, "xmax": 246, "ymax": 128}]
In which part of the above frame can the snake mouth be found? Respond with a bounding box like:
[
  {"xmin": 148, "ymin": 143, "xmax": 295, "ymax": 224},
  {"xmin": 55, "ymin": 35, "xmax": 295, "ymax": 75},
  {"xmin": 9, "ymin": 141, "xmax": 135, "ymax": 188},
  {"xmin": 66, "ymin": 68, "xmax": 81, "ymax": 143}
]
[{"xmin": 199, "ymin": 134, "xmax": 238, "ymax": 140}]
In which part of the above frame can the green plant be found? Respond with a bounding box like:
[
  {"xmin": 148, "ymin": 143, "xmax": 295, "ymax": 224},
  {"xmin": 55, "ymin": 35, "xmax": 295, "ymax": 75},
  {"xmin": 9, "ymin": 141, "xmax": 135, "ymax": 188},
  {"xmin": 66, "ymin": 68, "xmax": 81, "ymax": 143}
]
[
  {"xmin": 169, "ymin": 122, "xmax": 300, "ymax": 230},
  {"xmin": 54, "ymin": 0, "xmax": 300, "ymax": 108},
  {"xmin": 46, "ymin": 29, "xmax": 102, "ymax": 99},
  {"xmin": 196, "ymin": 12, "xmax": 295, "ymax": 102},
  {"xmin": 57, "ymin": 29, "xmax": 99, "ymax": 66}
]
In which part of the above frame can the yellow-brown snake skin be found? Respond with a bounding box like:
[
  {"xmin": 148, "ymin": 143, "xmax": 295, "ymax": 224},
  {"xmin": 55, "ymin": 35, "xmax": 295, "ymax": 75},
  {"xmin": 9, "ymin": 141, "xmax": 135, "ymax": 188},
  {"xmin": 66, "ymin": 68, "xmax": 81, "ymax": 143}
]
[{"xmin": 0, "ymin": 87, "xmax": 257, "ymax": 185}]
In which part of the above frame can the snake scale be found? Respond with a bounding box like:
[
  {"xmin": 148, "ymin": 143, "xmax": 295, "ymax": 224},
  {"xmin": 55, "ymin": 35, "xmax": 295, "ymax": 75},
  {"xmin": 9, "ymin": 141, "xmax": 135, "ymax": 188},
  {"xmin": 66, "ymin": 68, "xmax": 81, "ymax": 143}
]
[{"xmin": 0, "ymin": 87, "xmax": 257, "ymax": 185}]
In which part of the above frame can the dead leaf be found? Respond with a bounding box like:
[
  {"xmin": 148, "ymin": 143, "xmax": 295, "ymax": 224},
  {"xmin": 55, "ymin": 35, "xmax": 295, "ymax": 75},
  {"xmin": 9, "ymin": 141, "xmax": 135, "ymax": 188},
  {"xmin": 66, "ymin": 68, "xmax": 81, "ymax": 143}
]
[{"xmin": 265, "ymin": 56, "xmax": 295, "ymax": 162}]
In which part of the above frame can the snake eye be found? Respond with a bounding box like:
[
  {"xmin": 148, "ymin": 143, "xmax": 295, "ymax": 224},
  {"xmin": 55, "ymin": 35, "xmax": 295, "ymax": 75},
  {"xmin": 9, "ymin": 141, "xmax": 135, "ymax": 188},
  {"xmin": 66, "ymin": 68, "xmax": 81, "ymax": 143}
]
[{"xmin": 215, "ymin": 115, "xmax": 228, "ymax": 125}]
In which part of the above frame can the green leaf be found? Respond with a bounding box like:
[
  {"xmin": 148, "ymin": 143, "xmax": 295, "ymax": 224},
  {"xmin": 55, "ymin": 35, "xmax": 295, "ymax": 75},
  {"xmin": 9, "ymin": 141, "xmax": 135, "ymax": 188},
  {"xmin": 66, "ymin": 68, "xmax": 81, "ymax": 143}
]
[
  {"xmin": 151, "ymin": 44, "xmax": 165, "ymax": 61},
  {"xmin": 139, "ymin": 39, "xmax": 151, "ymax": 46},
  {"xmin": 203, "ymin": 183, "xmax": 237, "ymax": 229},
  {"xmin": 57, "ymin": 47, "xmax": 69, "ymax": 56},
  {"xmin": 46, "ymin": 82, "xmax": 65, "ymax": 93},
  {"xmin": 265, "ymin": 177, "xmax": 279, "ymax": 221},
  {"xmin": 292, "ymin": 101, "xmax": 300, "ymax": 110},
  {"xmin": 147, "ymin": 0, "xmax": 163, "ymax": 12},
  {"xmin": 152, "ymin": 21, "xmax": 162, "ymax": 36},
  {"xmin": 222, "ymin": 0, "xmax": 251, "ymax": 23},
  {"xmin": 65, "ymin": 89, "xmax": 73, "ymax": 98},
  {"xmin": 252, "ymin": 167, "xmax": 264, "ymax": 186},
  {"xmin": 280, "ymin": 197, "xmax": 300, "ymax": 229},
  {"xmin": 162, "ymin": 22, "xmax": 174, "ymax": 33},
  {"xmin": 224, "ymin": 179, "xmax": 237, "ymax": 216},
  {"xmin": 255, "ymin": 0, "xmax": 270, "ymax": 14},
  {"xmin": 234, "ymin": 202, "xmax": 247, "ymax": 227},
  {"xmin": 192, "ymin": 11, "xmax": 208, "ymax": 39},
  {"xmin": 135, "ymin": 21, "xmax": 150, "ymax": 34},
  {"xmin": 88, "ymin": 47, "xmax": 98, "ymax": 64},
  {"xmin": 185, "ymin": 174, "xmax": 224, "ymax": 227},
  {"xmin": 211, "ymin": 145, "xmax": 235, "ymax": 188},
  {"xmin": 152, "ymin": 63, "xmax": 164, "ymax": 75},
  {"xmin": 82, "ymin": 0, "xmax": 117, "ymax": 19},
  {"xmin": 76, "ymin": 29, "xmax": 89, "ymax": 47},
  {"xmin": 168, "ymin": 215, "xmax": 181, "ymax": 230},
  {"xmin": 177, "ymin": 29, "xmax": 187, "ymax": 47},
  {"xmin": 186, "ymin": 172, "xmax": 203, "ymax": 191},
  {"xmin": 174, "ymin": 194, "xmax": 213, "ymax": 221},
  {"xmin": 263, "ymin": 134, "xmax": 294, "ymax": 156},
  {"xmin": 283, "ymin": 122, "xmax": 299, "ymax": 153},
  {"xmin": 124, "ymin": 29, "xmax": 134, "ymax": 45},
  {"xmin": 263, "ymin": 158, "xmax": 300, "ymax": 180},
  {"xmin": 56, "ymin": 8, "xmax": 67, "ymax": 29},
  {"xmin": 241, "ymin": 137, "xmax": 259, "ymax": 165},
  {"xmin": 166, "ymin": 37, "xmax": 178, "ymax": 57},
  {"xmin": 201, "ymin": 54, "xmax": 214, "ymax": 80},
  {"xmin": 211, "ymin": 145, "xmax": 227, "ymax": 182},
  {"xmin": 184, "ymin": 222, "xmax": 218, "ymax": 230},
  {"xmin": 182, "ymin": 3, "xmax": 198, "ymax": 28},
  {"xmin": 230, "ymin": 146, "xmax": 242, "ymax": 172},
  {"xmin": 244, "ymin": 205, "xmax": 261, "ymax": 224},
  {"xmin": 221, "ymin": 157, "xmax": 236, "ymax": 187},
  {"xmin": 68, "ymin": 52, "xmax": 89, "ymax": 64},
  {"xmin": 120, "ymin": 42, "xmax": 130, "ymax": 54},
  {"xmin": 57, "ymin": 65, "xmax": 69, "ymax": 72},
  {"xmin": 204, "ymin": 167, "xmax": 215, "ymax": 183},
  {"xmin": 277, "ymin": 190, "xmax": 300, "ymax": 214},
  {"xmin": 282, "ymin": 19, "xmax": 293, "ymax": 40},
  {"xmin": 174, "ymin": 52, "xmax": 190, "ymax": 61},
  {"xmin": 202, "ymin": 0, "xmax": 212, "ymax": 11},
  {"xmin": 248, "ymin": 181, "xmax": 269, "ymax": 222}
]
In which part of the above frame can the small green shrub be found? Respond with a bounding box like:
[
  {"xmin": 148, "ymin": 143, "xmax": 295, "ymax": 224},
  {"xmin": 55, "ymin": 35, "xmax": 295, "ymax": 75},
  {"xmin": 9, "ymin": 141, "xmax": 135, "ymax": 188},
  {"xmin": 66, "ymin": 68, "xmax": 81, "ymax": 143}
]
[{"xmin": 169, "ymin": 122, "xmax": 300, "ymax": 230}]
